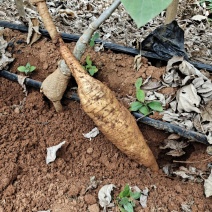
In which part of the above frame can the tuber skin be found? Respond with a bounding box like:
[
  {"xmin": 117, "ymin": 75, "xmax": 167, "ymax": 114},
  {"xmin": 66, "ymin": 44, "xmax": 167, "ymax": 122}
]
[{"xmin": 31, "ymin": 0, "xmax": 159, "ymax": 171}]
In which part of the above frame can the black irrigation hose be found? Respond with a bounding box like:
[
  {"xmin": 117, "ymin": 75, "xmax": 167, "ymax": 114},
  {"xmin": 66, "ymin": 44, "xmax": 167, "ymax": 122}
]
[
  {"xmin": 1, "ymin": 21, "xmax": 212, "ymax": 72},
  {"xmin": 0, "ymin": 70, "xmax": 209, "ymax": 145},
  {"xmin": 0, "ymin": 70, "xmax": 42, "ymax": 88}
]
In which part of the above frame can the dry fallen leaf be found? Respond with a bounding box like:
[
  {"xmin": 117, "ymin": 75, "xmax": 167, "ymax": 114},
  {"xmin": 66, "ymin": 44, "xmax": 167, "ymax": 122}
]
[
  {"xmin": 191, "ymin": 14, "xmax": 207, "ymax": 22},
  {"xmin": 0, "ymin": 28, "xmax": 14, "ymax": 69},
  {"xmin": 134, "ymin": 54, "xmax": 142, "ymax": 71},
  {"xmin": 85, "ymin": 176, "xmax": 98, "ymax": 192},
  {"xmin": 27, "ymin": 17, "xmax": 41, "ymax": 45},
  {"xmin": 166, "ymin": 56, "xmax": 184, "ymax": 73},
  {"xmin": 46, "ymin": 141, "xmax": 66, "ymax": 164},
  {"xmin": 181, "ymin": 201, "xmax": 194, "ymax": 212},
  {"xmin": 98, "ymin": 184, "xmax": 116, "ymax": 211},
  {"xmin": 160, "ymin": 139, "xmax": 188, "ymax": 157},
  {"xmin": 179, "ymin": 60, "xmax": 207, "ymax": 80},
  {"xmin": 204, "ymin": 170, "xmax": 212, "ymax": 198},
  {"xmin": 201, "ymin": 101, "xmax": 212, "ymax": 122},
  {"xmin": 206, "ymin": 146, "xmax": 212, "ymax": 156},
  {"xmin": 83, "ymin": 127, "xmax": 99, "ymax": 140},
  {"xmin": 140, "ymin": 187, "xmax": 149, "ymax": 208},
  {"xmin": 176, "ymin": 84, "xmax": 201, "ymax": 113}
]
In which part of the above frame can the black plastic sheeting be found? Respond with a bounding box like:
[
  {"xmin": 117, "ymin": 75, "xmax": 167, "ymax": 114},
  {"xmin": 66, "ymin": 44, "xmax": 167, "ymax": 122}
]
[
  {"xmin": 0, "ymin": 20, "xmax": 212, "ymax": 72},
  {"xmin": 141, "ymin": 21, "xmax": 188, "ymax": 60},
  {"xmin": 0, "ymin": 70, "xmax": 209, "ymax": 145}
]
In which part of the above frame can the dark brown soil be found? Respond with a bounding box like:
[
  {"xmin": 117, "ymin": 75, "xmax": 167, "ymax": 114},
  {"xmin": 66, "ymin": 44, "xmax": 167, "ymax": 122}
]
[{"xmin": 0, "ymin": 29, "xmax": 211, "ymax": 212}]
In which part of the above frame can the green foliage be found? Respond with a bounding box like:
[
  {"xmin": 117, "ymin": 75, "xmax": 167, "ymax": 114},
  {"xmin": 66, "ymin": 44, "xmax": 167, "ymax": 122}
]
[
  {"xmin": 120, "ymin": 0, "xmax": 173, "ymax": 28},
  {"xmin": 200, "ymin": 0, "xmax": 212, "ymax": 12},
  {"xmin": 83, "ymin": 56, "xmax": 98, "ymax": 76},
  {"xmin": 17, "ymin": 62, "xmax": 36, "ymax": 75},
  {"xmin": 129, "ymin": 78, "xmax": 163, "ymax": 116},
  {"xmin": 117, "ymin": 184, "xmax": 141, "ymax": 212},
  {"xmin": 89, "ymin": 32, "xmax": 100, "ymax": 47}
]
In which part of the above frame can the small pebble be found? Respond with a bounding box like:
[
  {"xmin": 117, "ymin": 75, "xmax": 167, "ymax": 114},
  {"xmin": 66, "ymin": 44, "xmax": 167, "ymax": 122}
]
[
  {"xmin": 87, "ymin": 147, "xmax": 93, "ymax": 154},
  {"xmin": 175, "ymin": 185, "xmax": 182, "ymax": 193},
  {"xmin": 14, "ymin": 107, "xmax": 20, "ymax": 114},
  {"xmin": 88, "ymin": 204, "xmax": 100, "ymax": 212},
  {"xmin": 43, "ymin": 62, "xmax": 49, "ymax": 70}
]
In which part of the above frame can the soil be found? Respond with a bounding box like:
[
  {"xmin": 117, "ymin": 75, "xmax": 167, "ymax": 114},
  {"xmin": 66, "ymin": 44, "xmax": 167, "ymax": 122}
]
[{"xmin": 0, "ymin": 29, "xmax": 212, "ymax": 212}]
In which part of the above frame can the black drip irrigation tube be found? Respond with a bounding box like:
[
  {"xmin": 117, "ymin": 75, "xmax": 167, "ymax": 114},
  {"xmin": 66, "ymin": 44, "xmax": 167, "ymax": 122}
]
[
  {"xmin": 1, "ymin": 21, "xmax": 212, "ymax": 72},
  {"xmin": 0, "ymin": 70, "xmax": 209, "ymax": 145}
]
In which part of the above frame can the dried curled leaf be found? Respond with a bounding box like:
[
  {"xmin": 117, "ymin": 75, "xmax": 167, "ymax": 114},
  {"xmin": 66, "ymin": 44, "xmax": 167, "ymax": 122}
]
[
  {"xmin": 204, "ymin": 170, "xmax": 212, "ymax": 198},
  {"xmin": 0, "ymin": 28, "xmax": 14, "ymax": 69},
  {"xmin": 83, "ymin": 127, "xmax": 99, "ymax": 139},
  {"xmin": 46, "ymin": 141, "xmax": 66, "ymax": 164},
  {"xmin": 179, "ymin": 60, "xmax": 208, "ymax": 80},
  {"xmin": 176, "ymin": 84, "xmax": 201, "ymax": 113},
  {"xmin": 160, "ymin": 139, "xmax": 188, "ymax": 157},
  {"xmin": 192, "ymin": 77, "xmax": 212, "ymax": 103},
  {"xmin": 98, "ymin": 184, "xmax": 116, "ymax": 210}
]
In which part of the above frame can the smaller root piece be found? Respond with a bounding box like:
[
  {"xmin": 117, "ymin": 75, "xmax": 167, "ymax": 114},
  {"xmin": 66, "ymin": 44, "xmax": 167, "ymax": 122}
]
[{"xmin": 40, "ymin": 60, "xmax": 71, "ymax": 112}]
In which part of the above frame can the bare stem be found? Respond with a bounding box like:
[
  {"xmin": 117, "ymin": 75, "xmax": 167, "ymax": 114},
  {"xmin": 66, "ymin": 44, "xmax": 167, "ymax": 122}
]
[
  {"xmin": 165, "ymin": 0, "xmax": 179, "ymax": 24},
  {"xmin": 73, "ymin": 0, "xmax": 121, "ymax": 60},
  {"xmin": 30, "ymin": 0, "xmax": 59, "ymax": 43}
]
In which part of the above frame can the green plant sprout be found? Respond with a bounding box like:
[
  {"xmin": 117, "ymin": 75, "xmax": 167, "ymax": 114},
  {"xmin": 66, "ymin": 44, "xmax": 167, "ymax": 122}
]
[
  {"xmin": 17, "ymin": 62, "xmax": 36, "ymax": 75},
  {"xmin": 83, "ymin": 56, "xmax": 98, "ymax": 76},
  {"xmin": 89, "ymin": 32, "xmax": 100, "ymax": 47},
  {"xmin": 116, "ymin": 184, "xmax": 141, "ymax": 212},
  {"xmin": 129, "ymin": 78, "xmax": 163, "ymax": 116}
]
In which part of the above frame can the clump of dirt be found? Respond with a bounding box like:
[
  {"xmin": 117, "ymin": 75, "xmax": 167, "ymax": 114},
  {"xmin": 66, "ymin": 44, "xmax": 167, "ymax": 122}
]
[{"xmin": 0, "ymin": 29, "xmax": 211, "ymax": 211}]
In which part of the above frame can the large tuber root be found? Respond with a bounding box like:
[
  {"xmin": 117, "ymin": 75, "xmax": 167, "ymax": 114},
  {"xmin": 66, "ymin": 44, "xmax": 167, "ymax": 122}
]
[
  {"xmin": 40, "ymin": 60, "xmax": 71, "ymax": 112},
  {"xmin": 60, "ymin": 41, "xmax": 159, "ymax": 172},
  {"xmin": 32, "ymin": 0, "xmax": 159, "ymax": 171}
]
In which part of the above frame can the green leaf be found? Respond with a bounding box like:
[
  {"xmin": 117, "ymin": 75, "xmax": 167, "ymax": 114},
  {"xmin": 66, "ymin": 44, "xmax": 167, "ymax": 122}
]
[
  {"xmin": 123, "ymin": 202, "xmax": 134, "ymax": 212},
  {"xmin": 119, "ymin": 185, "xmax": 130, "ymax": 198},
  {"xmin": 86, "ymin": 56, "xmax": 92, "ymax": 66},
  {"xmin": 26, "ymin": 62, "xmax": 31, "ymax": 68},
  {"xmin": 88, "ymin": 66, "xmax": 98, "ymax": 76},
  {"xmin": 139, "ymin": 105, "xmax": 151, "ymax": 116},
  {"xmin": 135, "ymin": 78, "xmax": 142, "ymax": 90},
  {"xmin": 118, "ymin": 206, "xmax": 127, "ymax": 212},
  {"xmin": 136, "ymin": 89, "xmax": 145, "ymax": 103},
  {"xmin": 86, "ymin": 64, "xmax": 91, "ymax": 69},
  {"xmin": 148, "ymin": 101, "xmax": 163, "ymax": 112},
  {"xmin": 90, "ymin": 32, "xmax": 99, "ymax": 47},
  {"xmin": 17, "ymin": 66, "xmax": 26, "ymax": 72},
  {"xmin": 121, "ymin": 0, "xmax": 173, "ymax": 28},
  {"xmin": 29, "ymin": 66, "xmax": 36, "ymax": 72},
  {"xmin": 119, "ymin": 197, "xmax": 129, "ymax": 206},
  {"xmin": 129, "ymin": 101, "xmax": 143, "ymax": 112},
  {"xmin": 130, "ymin": 191, "xmax": 141, "ymax": 200},
  {"xmin": 88, "ymin": 69, "xmax": 95, "ymax": 76}
]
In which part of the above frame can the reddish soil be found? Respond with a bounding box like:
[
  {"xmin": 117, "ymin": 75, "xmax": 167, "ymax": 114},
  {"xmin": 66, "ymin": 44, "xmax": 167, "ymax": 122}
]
[{"xmin": 0, "ymin": 29, "xmax": 211, "ymax": 211}]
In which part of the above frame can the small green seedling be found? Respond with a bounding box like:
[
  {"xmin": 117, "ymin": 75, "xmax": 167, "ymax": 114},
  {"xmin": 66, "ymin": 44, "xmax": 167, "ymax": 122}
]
[
  {"xmin": 129, "ymin": 78, "xmax": 163, "ymax": 116},
  {"xmin": 89, "ymin": 32, "xmax": 100, "ymax": 47},
  {"xmin": 83, "ymin": 56, "xmax": 98, "ymax": 76},
  {"xmin": 117, "ymin": 184, "xmax": 141, "ymax": 212},
  {"xmin": 17, "ymin": 62, "xmax": 36, "ymax": 75}
]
